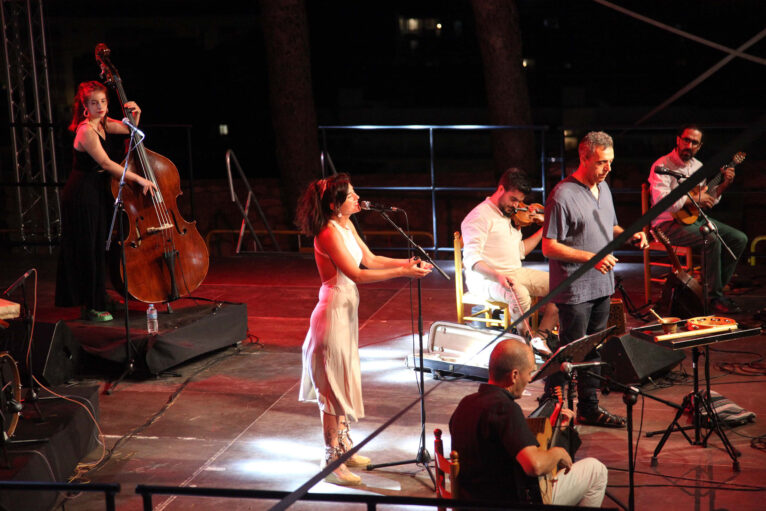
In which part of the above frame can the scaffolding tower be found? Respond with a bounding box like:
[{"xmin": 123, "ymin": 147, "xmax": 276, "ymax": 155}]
[{"xmin": 1, "ymin": 0, "xmax": 60, "ymax": 250}]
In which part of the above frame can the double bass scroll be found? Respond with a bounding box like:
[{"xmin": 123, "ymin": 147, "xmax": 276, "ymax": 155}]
[{"xmin": 95, "ymin": 44, "xmax": 209, "ymax": 304}]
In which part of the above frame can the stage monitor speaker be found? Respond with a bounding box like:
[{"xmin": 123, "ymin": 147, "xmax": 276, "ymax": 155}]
[
  {"xmin": 2, "ymin": 320, "xmax": 81, "ymax": 386},
  {"xmin": 599, "ymin": 333, "xmax": 685, "ymax": 384},
  {"xmin": 37, "ymin": 320, "xmax": 81, "ymax": 386}
]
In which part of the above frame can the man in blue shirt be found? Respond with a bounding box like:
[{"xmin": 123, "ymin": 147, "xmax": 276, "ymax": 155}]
[{"xmin": 542, "ymin": 131, "xmax": 648, "ymax": 427}]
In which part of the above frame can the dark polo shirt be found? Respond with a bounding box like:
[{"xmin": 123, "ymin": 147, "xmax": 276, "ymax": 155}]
[{"xmin": 449, "ymin": 383, "xmax": 541, "ymax": 503}]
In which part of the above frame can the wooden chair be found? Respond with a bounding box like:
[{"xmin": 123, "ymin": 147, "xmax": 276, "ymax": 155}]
[
  {"xmin": 454, "ymin": 231, "xmax": 539, "ymax": 331},
  {"xmin": 434, "ymin": 428, "xmax": 459, "ymax": 510},
  {"xmin": 454, "ymin": 231, "xmax": 512, "ymax": 329},
  {"xmin": 641, "ymin": 183, "xmax": 695, "ymax": 303}
]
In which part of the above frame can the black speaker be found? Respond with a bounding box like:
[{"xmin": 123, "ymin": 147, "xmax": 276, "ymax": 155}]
[
  {"xmin": 599, "ymin": 334, "xmax": 685, "ymax": 384},
  {"xmin": 37, "ymin": 321, "xmax": 81, "ymax": 386},
  {"xmin": 2, "ymin": 320, "xmax": 81, "ymax": 386}
]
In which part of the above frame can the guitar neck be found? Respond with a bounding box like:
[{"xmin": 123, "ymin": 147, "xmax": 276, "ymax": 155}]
[
  {"xmin": 650, "ymin": 227, "xmax": 685, "ymax": 273},
  {"xmin": 703, "ymin": 154, "xmax": 743, "ymax": 193}
]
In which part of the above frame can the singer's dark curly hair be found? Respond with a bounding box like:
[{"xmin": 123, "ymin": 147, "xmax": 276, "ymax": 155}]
[
  {"xmin": 295, "ymin": 173, "xmax": 351, "ymax": 236},
  {"xmin": 497, "ymin": 167, "xmax": 531, "ymax": 195}
]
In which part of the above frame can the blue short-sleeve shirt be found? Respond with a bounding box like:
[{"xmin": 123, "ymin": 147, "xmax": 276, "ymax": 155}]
[{"xmin": 544, "ymin": 176, "xmax": 618, "ymax": 304}]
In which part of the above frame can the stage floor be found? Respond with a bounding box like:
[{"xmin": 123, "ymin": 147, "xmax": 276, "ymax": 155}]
[{"xmin": 2, "ymin": 251, "xmax": 766, "ymax": 510}]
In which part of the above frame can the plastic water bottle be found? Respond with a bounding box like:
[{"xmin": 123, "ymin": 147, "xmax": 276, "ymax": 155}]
[{"xmin": 146, "ymin": 304, "xmax": 158, "ymax": 335}]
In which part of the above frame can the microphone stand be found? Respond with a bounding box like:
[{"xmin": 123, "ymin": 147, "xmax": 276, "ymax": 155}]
[
  {"xmin": 103, "ymin": 132, "xmax": 143, "ymax": 395},
  {"xmin": 0, "ymin": 277, "xmax": 48, "ymax": 461},
  {"xmin": 4, "ymin": 279, "xmax": 43, "ymax": 419},
  {"xmin": 675, "ymin": 176, "xmax": 737, "ymax": 307},
  {"xmin": 580, "ymin": 367, "xmax": 683, "ymax": 511},
  {"xmin": 363, "ymin": 210, "xmax": 448, "ymax": 489}
]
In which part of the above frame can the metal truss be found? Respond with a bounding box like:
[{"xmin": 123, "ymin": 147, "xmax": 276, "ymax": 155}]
[{"xmin": 1, "ymin": 0, "xmax": 60, "ymax": 250}]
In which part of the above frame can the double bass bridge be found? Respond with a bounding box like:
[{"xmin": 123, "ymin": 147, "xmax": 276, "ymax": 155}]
[{"xmin": 146, "ymin": 223, "xmax": 173, "ymax": 234}]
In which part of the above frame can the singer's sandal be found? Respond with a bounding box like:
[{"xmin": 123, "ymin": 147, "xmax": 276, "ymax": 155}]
[
  {"xmin": 577, "ymin": 407, "xmax": 626, "ymax": 428},
  {"xmin": 338, "ymin": 421, "xmax": 371, "ymax": 467},
  {"xmin": 321, "ymin": 446, "xmax": 361, "ymax": 486}
]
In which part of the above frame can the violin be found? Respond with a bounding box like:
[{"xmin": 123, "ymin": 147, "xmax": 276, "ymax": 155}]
[{"xmin": 511, "ymin": 202, "xmax": 544, "ymax": 228}]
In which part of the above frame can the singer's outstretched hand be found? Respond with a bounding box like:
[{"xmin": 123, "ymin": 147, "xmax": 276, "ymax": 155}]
[
  {"xmin": 404, "ymin": 259, "xmax": 432, "ymax": 279},
  {"xmin": 409, "ymin": 256, "xmax": 433, "ymax": 270}
]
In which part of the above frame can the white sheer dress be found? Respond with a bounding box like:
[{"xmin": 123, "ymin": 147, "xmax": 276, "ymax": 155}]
[{"xmin": 299, "ymin": 220, "xmax": 365, "ymax": 421}]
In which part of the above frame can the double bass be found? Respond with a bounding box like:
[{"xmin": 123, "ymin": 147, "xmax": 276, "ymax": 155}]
[{"xmin": 95, "ymin": 44, "xmax": 209, "ymax": 304}]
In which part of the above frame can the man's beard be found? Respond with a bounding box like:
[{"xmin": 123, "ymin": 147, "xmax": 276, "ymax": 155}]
[
  {"xmin": 678, "ymin": 148, "xmax": 693, "ymax": 161},
  {"xmin": 500, "ymin": 205, "xmax": 515, "ymax": 218}
]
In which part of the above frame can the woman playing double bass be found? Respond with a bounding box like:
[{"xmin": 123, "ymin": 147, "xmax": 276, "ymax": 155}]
[{"xmin": 55, "ymin": 81, "xmax": 156, "ymax": 322}]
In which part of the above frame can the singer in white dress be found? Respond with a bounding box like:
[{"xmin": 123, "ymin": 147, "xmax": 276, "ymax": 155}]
[{"xmin": 295, "ymin": 173, "xmax": 432, "ymax": 485}]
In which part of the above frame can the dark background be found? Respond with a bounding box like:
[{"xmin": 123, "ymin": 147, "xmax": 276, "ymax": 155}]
[
  {"xmin": 23, "ymin": 0, "xmax": 765, "ymax": 178},
  {"xmin": 1, "ymin": 0, "xmax": 765, "ymax": 251}
]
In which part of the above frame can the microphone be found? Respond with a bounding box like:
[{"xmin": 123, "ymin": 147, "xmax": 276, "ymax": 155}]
[
  {"xmin": 560, "ymin": 361, "xmax": 608, "ymax": 375},
  {"xmin": 3, "ymin": 270, "xmax": 31, "ymax": 296},
  {"xmin": 654, "ymin": 166, "xmax": 685, "ymax": 179},
  {"xmin": 360, "ymin": 201, "xmax": 401, "ymax": 212},
  {"xmin": 122, "ymin": 118, "xmax": 145, "ymax": 139}
]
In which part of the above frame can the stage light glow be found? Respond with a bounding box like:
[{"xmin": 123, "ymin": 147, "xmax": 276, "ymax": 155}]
[
  {"xmin": 360, "ymin": 358, "xmax": 401, "ymax": 373},
  {"xmin": 248, "ymin": 438, "xmax": 321, "ymax": 461},
  {"xmin": 237, "ymin": 459, "xmax": 319, "ymax": 477}
]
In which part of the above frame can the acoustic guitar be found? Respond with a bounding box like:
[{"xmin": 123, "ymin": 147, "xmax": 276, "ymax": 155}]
[
  {"xmin": 526, "ymin": 387, "xmax": 563, "ymax": 505},
  {"xmin": 669, "ymin": 152, "xmax": 746, "ymax": 224}
]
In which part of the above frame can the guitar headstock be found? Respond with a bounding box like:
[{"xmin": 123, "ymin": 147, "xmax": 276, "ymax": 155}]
[
  {"xmin": 650, "ymin": 227, "xmax": 671, "ymax": 249},
  {"xmin": 732, "ymin": 152, "xmax": 746, "ymax": 166},
  {"xmin": 95, "ymin": 43, "xmax": 120, "ymax": 85}
]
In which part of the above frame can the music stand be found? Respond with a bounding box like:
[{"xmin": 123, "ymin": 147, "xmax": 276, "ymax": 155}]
[{"xmin": 531, "ymin": 325, "xmax": 616, "ymax": 383}]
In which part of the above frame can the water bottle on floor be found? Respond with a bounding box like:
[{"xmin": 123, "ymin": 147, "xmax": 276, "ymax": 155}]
[{"xmin": 147, "ymin": 303, "xmax": 158, "ymax": 335}]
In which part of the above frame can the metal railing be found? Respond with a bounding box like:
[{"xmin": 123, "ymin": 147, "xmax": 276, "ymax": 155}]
[
  {"xmin": 135, "ymin": 484, "xmax": 602, "ymax": 511},
  {"xmin": 318, "ymin": 124, "xmax": 551, "ymax": 254},
  {"xmin": 224, "ymin": 149, "xmax": 281, "ymax": 252},
  {"xmin": 0, "ymin": 481, "xmax": 120, "ymax": 511}
]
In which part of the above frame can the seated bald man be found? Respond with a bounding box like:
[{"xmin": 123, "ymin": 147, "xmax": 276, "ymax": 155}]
[{"xmin": 449, "ymin": 340, "xmax": 607, "ymax": 506}]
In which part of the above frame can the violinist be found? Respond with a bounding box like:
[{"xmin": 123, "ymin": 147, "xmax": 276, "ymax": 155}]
[
  {"xmin": 460, "ymin": 167, "xmax": 558, "ymax": 349},
  {"xmin": 55, "ymin": 81, "xmax": 156, "ymax": 322}
]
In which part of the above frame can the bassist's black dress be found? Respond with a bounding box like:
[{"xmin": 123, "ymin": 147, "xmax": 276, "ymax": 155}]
[{"xmin": 55, "ymin": 132, "xmax": 123, "ymax": 311}]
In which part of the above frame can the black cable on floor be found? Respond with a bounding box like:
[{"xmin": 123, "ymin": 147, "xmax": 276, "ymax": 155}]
[{"xmin": 69, "ymin": 344, "xmax": 247, "ymax": 480}]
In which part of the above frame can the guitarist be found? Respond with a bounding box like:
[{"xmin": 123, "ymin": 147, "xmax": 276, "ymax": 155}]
[
  {"xmin": 450, "ymin": 340, "xmax": 607, "ymax": 506},
  {"xmin": 648, "ymin": 125, "xmax": 747, "ymax": 314}
]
